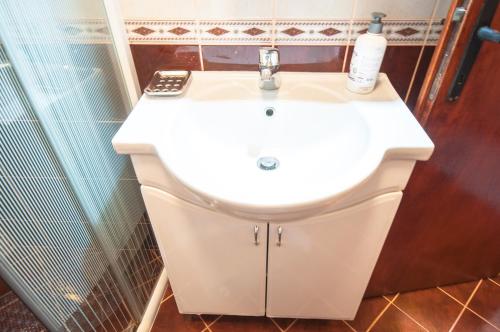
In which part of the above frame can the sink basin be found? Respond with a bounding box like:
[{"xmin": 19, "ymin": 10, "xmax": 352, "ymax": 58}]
[{"xmin": 113, "ymin": 72, "xmax": 433, "ymax": 219}]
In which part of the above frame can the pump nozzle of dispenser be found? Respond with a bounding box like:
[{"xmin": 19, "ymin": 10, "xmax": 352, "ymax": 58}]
[{"xmin": 368, "ymin": 12, "xmax": 386, "ymax": 34}]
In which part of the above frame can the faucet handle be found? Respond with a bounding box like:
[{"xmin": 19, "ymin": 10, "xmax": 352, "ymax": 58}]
[{"xmin": 259, "ymin": 47, "xmax": 280, "ymax": 69}]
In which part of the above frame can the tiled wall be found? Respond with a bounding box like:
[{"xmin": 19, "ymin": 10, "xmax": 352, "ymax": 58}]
[{"xmin": 116, "ymin": 0, "xmax": 451, "ymax": 106}]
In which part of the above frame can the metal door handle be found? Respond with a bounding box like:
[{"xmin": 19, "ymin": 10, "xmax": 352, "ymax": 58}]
[
  {"xmin": 276, "ymin": 226, "xmax": 283, "ymax": 246},
  {"xmin": 254, "ymin": 225, "xmax": 259, "ymax": 245},
  {"xmin": 478, "ymin": 26, "xmax": 500, "ymax": 43}
]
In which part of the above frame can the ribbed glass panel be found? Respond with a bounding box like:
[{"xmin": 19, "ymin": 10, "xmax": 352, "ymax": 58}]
[
  {"xmin": 0, "ymin": 45, "xmax": 134, "ymax": 331},
  {"xmin": 0, "ymin": 0, "xmax": 162, "ymax": 329}
]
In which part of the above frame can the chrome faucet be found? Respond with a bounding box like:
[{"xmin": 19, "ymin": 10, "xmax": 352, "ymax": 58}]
[{"xmin": 259, "ymin": 47, "xmax": 280, "ymax": 90}]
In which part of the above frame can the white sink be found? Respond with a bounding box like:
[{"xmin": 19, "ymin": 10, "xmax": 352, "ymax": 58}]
[
  {"xmin": 113, "ymin": 72, "xmax": 433, "ymax": 220},
  {"xmin": 113, "ymin": 72, "xmax": 435, "ymax": 319}
]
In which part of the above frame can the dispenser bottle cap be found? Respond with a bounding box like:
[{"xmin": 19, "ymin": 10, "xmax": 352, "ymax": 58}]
[{"xmin": 368, "ymin": 12, "xmax": 386, "ymax": 34}]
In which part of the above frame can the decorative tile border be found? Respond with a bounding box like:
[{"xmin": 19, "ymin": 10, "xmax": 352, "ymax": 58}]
[
  {"xmin": 59, "ymin": 19, "xmax": 443, "ymax": 45},
  {"xmin": 198, "ymin": 21, "xmax": 273, "ymax": 45},
  {"xmin": 126, "ymin": 20, "xmax": 198, "ymax": 44}
]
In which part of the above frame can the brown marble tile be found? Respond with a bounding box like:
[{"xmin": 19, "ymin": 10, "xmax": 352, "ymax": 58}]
[
  {"xmin": 371, "ymin": 305, "xmax": 425, "ymax": 332},
  {"xmin": 453, "ymin": 309, "xmax": 498, "ymax": 332},
  {"xmin": 0, "ymin": 277, "xmax": 10, "ymax": 297},
  {"xmin": 210, "ymin": 316, "xmax": 280, "ymax": 332},
  {"xmin": 490, "ymin": 275, "xmax": 500, "ymax": 286},
  {"xmin": 440, "ymin": 280, "xmax": 480, "ymax": 305},
  {"xmin": 271, "ymin": 317, "xmax": 296, "ymax": 330},
  {"xmin": 163, "ymin": 281, "xmax": 173, "ymax": 300},
  {"xmin": 468, "ymin": 279, "xmax": 500, "ymax": 327},
  {"xmin": 202, "ymin": 45, "xmax": 264, "ymax": 71},
  {"xmin": 348, "ymin": 296, "xmax": 389, "ymax": 331},
  {"xmin": 130, "ymin": 45, "xmax": 201, "ymax": 91},
  {"xmin": 393, "ymin": 287, "xmax": 463, "ymax": 331},
  {"xmin": 277, "ymin": 46, "xmax": 346, "ymax": 72},
  {"xmin": 0, "ymin": 295, "xmax": 47, "ymax": 331},
  {"xmin": 405, "ymin": 46, "xmax": 435, "ymax": 110},
  {"xmin": 287, "ymin": 319, "xmax": 352, "ymax": 332},
  {"xmin": 200, "ymin": 314, "xmax": 222, "ymax": 326},
  {"xmin": 384, "ymin": 293, "xmax": 398, "ymax": 301},
  {"xmin": 151, "ymin": 297, "xmax": 205, "ymax": 332},
  {"xmin": 345, "ymin": 46, "xmax": 422, "ymax": 101}
]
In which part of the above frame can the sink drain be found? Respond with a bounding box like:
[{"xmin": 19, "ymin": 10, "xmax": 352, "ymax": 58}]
[{"xmin": 257, "ymin": 156, "xmax": 279, "ymax": 171}]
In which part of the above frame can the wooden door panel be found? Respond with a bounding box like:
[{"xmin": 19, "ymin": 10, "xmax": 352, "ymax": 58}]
[{"xmin": 366, "ymin": 1, "xmax": 500, "ymax": 296}]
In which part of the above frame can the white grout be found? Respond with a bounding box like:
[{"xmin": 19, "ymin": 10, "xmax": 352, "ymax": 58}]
[
  {"xmin": 282, "ymin": 319, "xmax": 297, "ymax": 332},
  {"xmin": 342, "ymin": 0, "xmax": 358, "ymax": 72},
  {"xmin": 448, "ymin": 280, "xmax": 482, "ymax": 331},
  {"xmin": 269, "ymin": 317, "xmax": 285, "ymax": 332},
  {"xmin": 343, "ymin": 320, "xmax": 357, "ymax": 331},
  {"xmin": 488, "ymin": 277, "xmax": 500, "ymax": 288},
  {"xmin": 404, "ymin": 0, "xmax": 441, "ymax": 103},
  {"xmin": 390, "ymin": 300, "xmax": 430, "ymax": 331},
  {"xmin": 366, "ymin": 293, "xmax": 399, "ymax": 331}
]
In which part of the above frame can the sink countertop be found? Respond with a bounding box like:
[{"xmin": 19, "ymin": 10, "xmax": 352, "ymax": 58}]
[{"xmin": 113, "ymin": 72, "xmax": 434, "ymax": 213}]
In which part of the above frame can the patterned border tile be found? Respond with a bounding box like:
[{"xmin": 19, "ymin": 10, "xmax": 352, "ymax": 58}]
[
  {"xmin": 126, "ymin": 20, "xmax": 198, "ymax": 44},
  {"xmin": 58, "ymin": 19, "xmax": 443, "ymax": 46},
  {"xmin": 275, "ymin": 20, "xmax": 351, "ymax": 44},
  {"xmin": 198, "ymin": 20, "xmax": 273, "ymax": 45}
]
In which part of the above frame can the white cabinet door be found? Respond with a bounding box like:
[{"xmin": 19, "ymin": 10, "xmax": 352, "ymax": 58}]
[
  {"xmin": 266, "ymin": 192, "xmax": 403, "ymax": 319},
  {"xmin": 141, "ymin": 186, "xmax": 268, "ymax": 316}
]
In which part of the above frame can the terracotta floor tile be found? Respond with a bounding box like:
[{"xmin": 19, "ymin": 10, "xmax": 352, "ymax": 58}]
[
  {"xmin": 287, "ymin": 319, "xmax": 352, "ymax": 332},
  {"xmin": 162, "ymin": 282, "xmax": 173, "ymax": 300},
  {"xmin": 488, "ymin": 275, "xmax": 500, "ymax": 287},
  {"xmin": 151, "ymin": 298, "xmax": 205, "ymax": 332},
  {"xmin": 394, "ymin": 287, "xmax": 463, "ymax": 331},
  {"xmin": 271, "ymin": 317, "xmax": 296, "ymax": 330},
  {"xmin": 370, "ymin": 305, "xmax": 425, "ymax": 332},
  {"xmin": 348, "ymin": 296, "xmax": 390, "ymax": 331},
  {"xmin": 439, "ymin": 281, "xmax": 479, "ymax": 304},
  {"xmin": 384, "ymin": 293, "xmax": 399, "ymax": 301},
  {"xmin": 200, "ymin": 314, "xmax": 222, "ymax": 326},
  {"xmin": 468, "ymin": 279, "xmax": 500, "ymax": 328},
  {"xmin": 452, "ymin": 309, "xmax": 498, "ymax": 332},
  {"xmin": 210, "ymin": 316, "xmax": 280, "ymax": 332}
]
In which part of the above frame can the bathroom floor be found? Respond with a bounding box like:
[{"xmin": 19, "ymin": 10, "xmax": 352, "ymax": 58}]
[{"xmin": 152, "ymin": 276, "xmax": 500, "ymax": 332}]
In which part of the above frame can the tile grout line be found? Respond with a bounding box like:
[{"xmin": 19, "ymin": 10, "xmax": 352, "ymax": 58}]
[
  {"xmin": 448, "ymin": 279, "xmax": 482, "ymax": 332},
  {"xmin": 194, "ymin": 0, "xmax": 204, "ymax": 70},
  {"xmin": 282, "ymin": 319, "xmax": 297, "ymax": 332},
  {"xmin": 488, "ymin": 277, "xmax": 500, "ymax": 287},
  {"xmin": 463, "ymin": 307, "xmax": 500, "ymax": 331},
  {"xmin": 366, "ymin": 293, "xmax": 399, "ymax": 331},
  {"xmin": 342, "ymin": 320, "xmax": 357, "ymax": 331},
  {"xmin": 271, "ymin": 0, "xmax": 277, "ymax": 47},
  {"xmin": 160, "ymin": 293, "xmax": 173, "ymax": 304},
  {"xmin": 342, "ymin": 0, "xmax": 358, "ymax": 72},
  {"xmin": 438, "ymin": 280, "xmax": 499, "ymax": 331},
  {"xmin": 438, "ymin": 286, "xmax": 467, "ymax": 306},
  {"xmin": 404, "ymin": 0, "xmax": 441, "ymax": 103},
  {"xmin": 198, "ymin": 315, "xmax": 212, "ymax": 332},
  {"xmin": 0, "ymin": 298, "xmax": 19, "ymax": 312},
  {"xmin": 269, "ymin": 317, "xmax": 285, "ymax": 332},
  {"xmin": 390, "ymin": 300, "xmax": 430, "ymax": 331},
  {"xmin": 206, "ymin": 315, "xmax": 223, "ymax": 329}
]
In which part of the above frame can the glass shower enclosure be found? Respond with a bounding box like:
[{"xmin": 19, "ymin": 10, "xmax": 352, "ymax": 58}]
[{"xmin": 0, "ymin": 0, "xmax": 162, "ymax": 330}]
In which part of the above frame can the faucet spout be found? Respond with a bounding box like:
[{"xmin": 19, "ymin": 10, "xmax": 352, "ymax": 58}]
[{"xmin": 259, "ymin": 47, "xmax": 280, "ymax": 90}]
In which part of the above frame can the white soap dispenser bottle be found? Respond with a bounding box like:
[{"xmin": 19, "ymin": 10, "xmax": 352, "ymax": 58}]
[{"xmin": 347, "ymin": 12, "xmax": 387, "ymax": 94}]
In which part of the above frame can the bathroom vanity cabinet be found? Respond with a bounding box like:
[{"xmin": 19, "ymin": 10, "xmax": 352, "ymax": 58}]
[
  {"xmin": 112, "ymin": 72, "xmax": 434, "ymax": 320},
  {"xmin": 142, "ymin": 186, "xmax": 402, "ymax": 319}
]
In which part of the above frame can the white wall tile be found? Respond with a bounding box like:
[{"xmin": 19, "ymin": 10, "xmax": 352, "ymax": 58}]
[
  {"xmin": 276, "ymin": 0, "xmax": 354, "ymax": 19},
  {"xmin": 198, "ymin": 0, "xmax": 274, "ymax": 19},
  {"xmin": 435, "ymin": 0, "xmax": 453, "ymax": 20},
  {"xmin": 354, "ymin": 0, "xmax": 439, "ymax": 20},
  {"xmin": 120, "ymin": 0, "xmax": 197, "ymax": 20}
]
